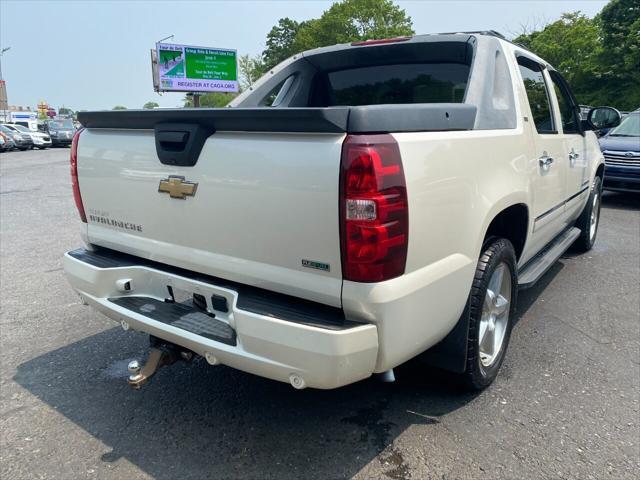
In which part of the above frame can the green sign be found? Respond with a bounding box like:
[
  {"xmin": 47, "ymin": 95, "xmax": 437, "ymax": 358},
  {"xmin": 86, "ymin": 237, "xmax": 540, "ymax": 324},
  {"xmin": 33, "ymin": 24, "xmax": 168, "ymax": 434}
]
[
  {"xmin": 156, "ymin": 43, "xmax": 238, "ymax": 93},
  {"xmin": 184, "ymin": 48, "xmax": 237, "ymax": 81}
]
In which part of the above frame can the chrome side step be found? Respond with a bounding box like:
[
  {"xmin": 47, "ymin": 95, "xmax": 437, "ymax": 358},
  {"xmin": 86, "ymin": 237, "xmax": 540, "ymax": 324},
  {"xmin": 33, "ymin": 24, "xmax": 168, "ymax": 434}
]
[{"xmin": 518, "ymin": 227, "xmax": 581, "ymax": 289}]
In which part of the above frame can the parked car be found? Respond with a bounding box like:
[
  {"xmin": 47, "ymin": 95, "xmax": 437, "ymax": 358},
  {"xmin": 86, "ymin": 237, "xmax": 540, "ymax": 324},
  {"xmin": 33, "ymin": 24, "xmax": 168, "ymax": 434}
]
[
  {"xmin": 0, "ymin": 124, "xmax": 33, "ymax": 151},
  {"xmin": 39, "ymin": 118, "xmax": 75, "ymax": 146},
  {"xmin": 0, "ymin": 134, "xmax": 6, "ymax": 152},
  {"xmin": 598, "ymin": 110, "xmax": 640, "ymax": 192},
  {"xmin": 0, "ymin": 130, "xmax": 15, "ymax": 151},
  {"xmin": 65, "ymin": 32, "xmax": 612, "ymax": 392},
  {"xmin": 3, "ymin": 123, "xmax": 52, "ymax": 149}
]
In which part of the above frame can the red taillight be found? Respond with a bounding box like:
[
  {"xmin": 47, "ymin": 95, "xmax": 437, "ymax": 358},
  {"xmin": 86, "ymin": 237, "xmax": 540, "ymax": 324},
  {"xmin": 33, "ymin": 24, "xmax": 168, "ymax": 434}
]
[
  {"xmin": 351, "ymin": 36, "xmax": 412, "ymax": 46},
  {"xmin": 70, "ymin": 128, "xmax": 86, "ymax": 222},
  {"xmin": 340, "ymin": 134, "xmax": 408, "ymax": 282}
]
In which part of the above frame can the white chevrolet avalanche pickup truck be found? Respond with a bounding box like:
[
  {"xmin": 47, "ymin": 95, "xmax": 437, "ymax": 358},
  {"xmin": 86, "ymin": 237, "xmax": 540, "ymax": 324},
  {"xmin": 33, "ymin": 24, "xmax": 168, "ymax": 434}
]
[{"xmin": 64, "ymin": 32, "xmax": 619, "ymax": 391}]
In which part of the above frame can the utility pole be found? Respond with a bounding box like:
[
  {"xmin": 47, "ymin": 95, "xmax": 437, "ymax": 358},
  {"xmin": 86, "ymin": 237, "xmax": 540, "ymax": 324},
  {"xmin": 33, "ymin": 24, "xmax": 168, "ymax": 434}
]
[{"xmin": 0, "ymin": 47, "xmax": 11, "ymax": 122}]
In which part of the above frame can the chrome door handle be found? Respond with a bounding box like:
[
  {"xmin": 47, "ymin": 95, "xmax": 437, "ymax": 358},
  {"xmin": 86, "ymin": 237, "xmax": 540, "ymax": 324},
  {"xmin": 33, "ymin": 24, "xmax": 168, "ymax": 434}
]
[
  {"xmin": 539, "ymin": 154, "xmax": 554, "ymax": 171},
  {"xmin": 569, "ymin": 149, "xmax": 580, "ymax": 167}
]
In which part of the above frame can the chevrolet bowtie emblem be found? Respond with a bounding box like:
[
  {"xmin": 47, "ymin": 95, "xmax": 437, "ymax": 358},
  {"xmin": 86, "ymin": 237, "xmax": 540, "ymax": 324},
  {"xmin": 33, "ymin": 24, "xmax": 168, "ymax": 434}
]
[{"xmin": 158, "ymin": 176, "xmax": 198, "ymax": 199}]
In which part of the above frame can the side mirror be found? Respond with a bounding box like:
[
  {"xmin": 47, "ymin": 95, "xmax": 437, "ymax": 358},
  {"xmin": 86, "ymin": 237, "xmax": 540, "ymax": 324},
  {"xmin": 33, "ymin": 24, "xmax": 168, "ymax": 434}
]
[{"xmin": 587, "ymin": 106, "xmax": 621, "ymax": 131}]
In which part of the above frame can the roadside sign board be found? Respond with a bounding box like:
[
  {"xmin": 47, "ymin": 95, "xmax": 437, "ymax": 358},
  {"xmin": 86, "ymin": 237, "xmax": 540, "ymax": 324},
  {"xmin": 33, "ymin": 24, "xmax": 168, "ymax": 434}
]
[{"xmin": 154, "ymin": 42, "xmax": 238, "ymax": 93}]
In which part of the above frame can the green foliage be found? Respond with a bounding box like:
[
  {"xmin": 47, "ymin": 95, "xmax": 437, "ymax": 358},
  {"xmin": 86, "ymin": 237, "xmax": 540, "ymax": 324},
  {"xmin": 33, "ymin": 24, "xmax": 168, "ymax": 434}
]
[
  {"xmin": 514, "ymin": 1, "xmax": 640, "ymax": 110},
  {"xmin": 260, "ymin": 0, "xmax": 413, "ymax": 69},
  {"xmin": 292, "ymin": 0, "xmax": 413, "ymax": 52},
  {"xmin": 58, "ymin": 107, "xmax": 74, "ymax": 116},
  {"xmin": 262, "ymin": 18, "xmax": 304, "ymax": 70},
  {"xmin": 238, "ymin": 54, "xmax": 266, "ymax": 89},
  {"xmin": 597, "ymin": 0, "xmax": 640, "ymax": 109},
  {"xmin": 143, "ymin": 101, "xmax": 160, "ymax": 109},
  {"xmin": 515, "ymin": 12, "xmax": 603, "ymax": 106},
  {"xmin": 183, "ymin": 92, "xmax": 239, "ymax": 108},
  {"xmin": 112, "ymin": 105, "xmax": 127, "ymax": 110},
  {"xmin": 179, "ymin": 0, "xmax": 415, "ymax": 108}
]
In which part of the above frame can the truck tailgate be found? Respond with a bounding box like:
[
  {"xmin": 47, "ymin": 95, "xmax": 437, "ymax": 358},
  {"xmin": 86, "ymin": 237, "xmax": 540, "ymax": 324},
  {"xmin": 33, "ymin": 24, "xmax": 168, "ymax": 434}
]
[{"xmin": 77, "ymin": 128, "xmax": 345, "ymax": 307}]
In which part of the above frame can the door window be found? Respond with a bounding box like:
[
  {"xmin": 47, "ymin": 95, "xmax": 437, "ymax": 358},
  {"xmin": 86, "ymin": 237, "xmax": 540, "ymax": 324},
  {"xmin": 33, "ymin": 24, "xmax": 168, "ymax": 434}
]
[
  {"xmin": 517, "ymin": 57, "xmax": 556, "ymax": 134},
  {"xmin": 549, "ymin": 71, "xmax": 580, "ymax": 134}
]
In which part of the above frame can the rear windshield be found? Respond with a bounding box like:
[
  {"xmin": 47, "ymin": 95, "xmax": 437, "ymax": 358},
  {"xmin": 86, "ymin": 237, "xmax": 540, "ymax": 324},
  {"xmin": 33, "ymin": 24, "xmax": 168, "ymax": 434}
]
[{"xmin": 310, "ymin": 63, "xmax": 470, "ymax": 107}]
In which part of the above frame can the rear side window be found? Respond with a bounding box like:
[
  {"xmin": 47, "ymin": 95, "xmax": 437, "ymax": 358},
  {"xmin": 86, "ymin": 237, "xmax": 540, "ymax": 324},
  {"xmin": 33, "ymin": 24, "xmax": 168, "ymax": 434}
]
[
  {"xmin": 517, "ymin": 57, "xmax": 555, "ymax": 134},
  {"xmin": 310, "ymin": 63, "xmax": 470, "ymax": 106}
]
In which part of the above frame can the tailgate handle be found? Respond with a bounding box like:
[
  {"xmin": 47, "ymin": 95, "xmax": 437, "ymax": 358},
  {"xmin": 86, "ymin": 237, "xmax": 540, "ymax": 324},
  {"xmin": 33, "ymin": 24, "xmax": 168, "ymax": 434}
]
[
  {"xmin": 157, "ymin": 130, "xmax": 189, "ymax": 146},
  {"xmin": 154, "ymin": 123, "xmax": 213, "ymax": 167}
]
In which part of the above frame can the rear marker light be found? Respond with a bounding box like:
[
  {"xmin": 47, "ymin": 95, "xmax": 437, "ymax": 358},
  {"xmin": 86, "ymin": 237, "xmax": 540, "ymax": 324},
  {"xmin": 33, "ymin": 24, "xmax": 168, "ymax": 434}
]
[
  {"xmin": 70, "ymin": 128, "xmax": 86, "ymax": 222},
  {"xmin": 340, "ymin": 134, "xmax": 408, "ymax": 283}
]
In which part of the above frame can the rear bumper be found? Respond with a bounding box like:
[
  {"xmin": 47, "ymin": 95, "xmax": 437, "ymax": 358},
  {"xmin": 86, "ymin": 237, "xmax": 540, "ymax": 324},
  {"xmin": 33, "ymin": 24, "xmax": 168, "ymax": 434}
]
[{"xmin": 63, "ymin": 248, "xmax": 378, "ymax": 389}]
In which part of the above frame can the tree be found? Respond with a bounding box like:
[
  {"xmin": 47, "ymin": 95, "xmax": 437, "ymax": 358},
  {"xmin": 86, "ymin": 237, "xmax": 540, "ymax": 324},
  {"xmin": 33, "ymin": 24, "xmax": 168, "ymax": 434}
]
[
  {"xmin": 58, "ymin": 107, "xmax": 74, "ymax": 116},
  {"xmin": 514, "ymin": 12, "xmax": 603, "ymax": 106},
  {"xmin": 596, "ymin": 0, "xmax": 640, "ymax": 110},
  {"xmin": 513, "ymin": 1, "xmax": 640, "ymax": 110},
  {"xmin": 262, "ymin": 18, "xmax": 305, "ymax": 70},
  {"xmin": 143, "ymin": 101, "xmax": 159, "ymax": 109},
  {"xmin": 238, "ymin": 54, "xmax": 266, "ymax": 90},
  {"xmin": 292, "ymin": 0, "xmax": 414, "ymax": 52},
  {"xmin": 112, "ymin": 105, "xmax": 127, "ymax": 110}
]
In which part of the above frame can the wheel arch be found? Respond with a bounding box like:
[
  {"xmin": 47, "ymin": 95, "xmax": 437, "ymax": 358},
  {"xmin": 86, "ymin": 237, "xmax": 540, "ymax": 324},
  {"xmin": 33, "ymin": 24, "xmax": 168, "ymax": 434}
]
[
  {"xmin": 421, "ymin": 198, "xmax": 530, "ymax": 374},
  {"xmin": 482, "ymin": 203, "xmax": 529, "ymax": 262}
]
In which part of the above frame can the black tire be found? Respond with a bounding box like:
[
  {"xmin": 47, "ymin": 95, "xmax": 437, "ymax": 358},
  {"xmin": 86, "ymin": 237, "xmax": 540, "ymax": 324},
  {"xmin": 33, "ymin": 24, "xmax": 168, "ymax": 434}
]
[
  {"xmin": 572, "ymin": 176, "xmax": 602, "ymax": 252},
  {"xmin": 462, "ymin": 238, "xmax": 518, "ymax": 390}
]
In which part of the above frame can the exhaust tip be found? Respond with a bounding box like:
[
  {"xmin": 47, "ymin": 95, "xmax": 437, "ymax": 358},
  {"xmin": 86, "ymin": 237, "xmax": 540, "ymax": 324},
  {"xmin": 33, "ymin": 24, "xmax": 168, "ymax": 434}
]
[
  {"xmin": 289, "ymin": 373, "xmax": 306, "ymax": 389},
  {"xmin": 204, "ymin": 352, "xmax": 219, "ymax": 365}
]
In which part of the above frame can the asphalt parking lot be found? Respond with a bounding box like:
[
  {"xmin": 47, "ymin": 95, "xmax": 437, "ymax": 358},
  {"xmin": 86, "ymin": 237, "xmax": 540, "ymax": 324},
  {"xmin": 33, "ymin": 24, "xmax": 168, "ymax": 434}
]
[{"xmin": 1, "ymin": 147, "xmax": 638, "ymax": 480}]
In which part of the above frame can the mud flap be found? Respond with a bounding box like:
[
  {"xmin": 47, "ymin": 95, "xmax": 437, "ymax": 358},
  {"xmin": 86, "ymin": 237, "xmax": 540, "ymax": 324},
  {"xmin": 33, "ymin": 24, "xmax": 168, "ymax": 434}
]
[{"xmin": 419, "ymin": 297, "xmax": 470, "ymax": 373}]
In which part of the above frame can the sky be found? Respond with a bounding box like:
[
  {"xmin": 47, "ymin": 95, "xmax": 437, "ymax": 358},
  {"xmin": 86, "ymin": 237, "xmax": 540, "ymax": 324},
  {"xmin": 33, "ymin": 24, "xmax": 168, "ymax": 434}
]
[{"xmin": 0, "ymin": 0, "xmax": 609, "ymax": 111}]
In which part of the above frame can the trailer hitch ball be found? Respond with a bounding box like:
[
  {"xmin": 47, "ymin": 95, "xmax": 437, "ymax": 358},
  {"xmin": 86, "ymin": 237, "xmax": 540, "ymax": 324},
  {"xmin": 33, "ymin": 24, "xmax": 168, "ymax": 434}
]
[
  {"xmin": 128, "ymin": 360, "xmax": 142, "ymax": 383},
  {"xmin": 127, "ymin": 347, "xmax": 177, "ymax": 390},
  {"xmin": 128, "ymin": 360, "xmax": 140, "ymax": 373}
]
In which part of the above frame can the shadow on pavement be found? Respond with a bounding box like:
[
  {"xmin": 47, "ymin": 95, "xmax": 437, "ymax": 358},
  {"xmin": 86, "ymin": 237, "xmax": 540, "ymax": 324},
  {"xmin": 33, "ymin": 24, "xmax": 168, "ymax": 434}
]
[
  {"xmin": 601, "ymin": 190, "xmax": 639, "ymax": 211},
  {"xmin": 513, "ymin": 262, "xmax": 562, "ymax": 327},
  {"xmin": 14, "ymin": 325, "xmax": 478, "ymax": 480},
  {"xmin": 13, "ymin": 236, "xmax": 574, "ymax": 479}
]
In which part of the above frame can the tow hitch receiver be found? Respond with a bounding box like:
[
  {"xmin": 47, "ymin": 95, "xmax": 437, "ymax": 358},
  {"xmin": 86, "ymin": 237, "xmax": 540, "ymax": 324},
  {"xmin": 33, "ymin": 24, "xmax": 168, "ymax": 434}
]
[{"xmin": 127, "ymin": 341, "xmax": 192, "ymax": 390}]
